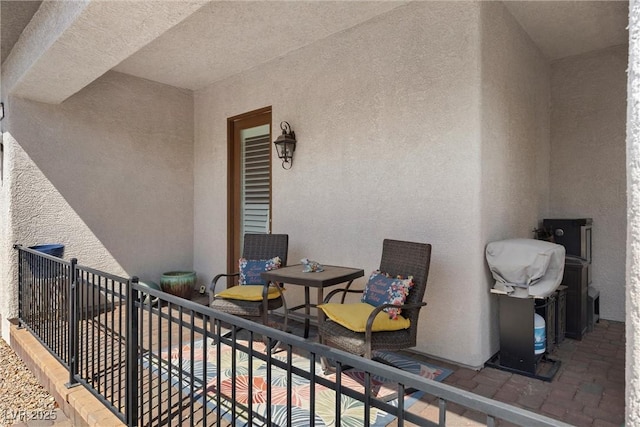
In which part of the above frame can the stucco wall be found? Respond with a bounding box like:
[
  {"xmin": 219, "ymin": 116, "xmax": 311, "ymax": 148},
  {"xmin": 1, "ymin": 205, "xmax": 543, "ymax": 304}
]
[
  {"xmin": 550, "ymin": 45, "xmax": 628, "ymax": 321},
  {"xmin": 194, "ymin": 2, "xmax": 489, "ymax": 367},
  {"xmin": 627, "ymin": 3, "xmax": 640, "ymax": 422},
  {"xmin": 0, "ymin": 71, "xmax": 194, "ymax": 341},
  {"xmin": 0, "ymin": 116, "xmax": 14, "ymax": 341},
  {"xmin": 479, "ymin": 4, "xmax": 551, "ymax": 354}
]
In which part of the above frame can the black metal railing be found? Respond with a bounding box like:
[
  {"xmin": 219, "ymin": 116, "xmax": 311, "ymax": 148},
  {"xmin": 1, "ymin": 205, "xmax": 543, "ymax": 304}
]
[
  {"xmin": 71, "ymin": 264, "xmax": 129, "ymax": 416},
  {"xmin": 15, "ymin": 245, "xmax": 572, "ymax": 427},
  {"xmin": 16, "ymin": 245, "xmax": 130, "ymax": 419},
  {"xmin": 17, "ymin": 247, "xmax": 74, "ymax": 367}
]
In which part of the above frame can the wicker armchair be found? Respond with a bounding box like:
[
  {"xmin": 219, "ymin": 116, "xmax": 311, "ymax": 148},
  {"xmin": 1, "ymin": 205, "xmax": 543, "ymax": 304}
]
[
  {"xmin": 318, "ymin": 239, "xmax": 431, "ymax": 359},
  {"xmin": 210, "ymin": 234, "xmax": 289, "ymax": 329}
]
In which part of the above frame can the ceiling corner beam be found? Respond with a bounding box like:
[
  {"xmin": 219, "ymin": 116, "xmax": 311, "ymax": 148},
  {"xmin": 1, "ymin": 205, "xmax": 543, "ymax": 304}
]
[{"xmin": 2, "ymin": 0, "xmax": 208, "ymax": 104}]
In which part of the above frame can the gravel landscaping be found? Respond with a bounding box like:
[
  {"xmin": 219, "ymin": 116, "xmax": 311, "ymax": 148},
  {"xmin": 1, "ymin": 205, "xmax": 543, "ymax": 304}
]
[{"xmin": 0, "ymin": 323, "xmax": 57, "ymax": 426}]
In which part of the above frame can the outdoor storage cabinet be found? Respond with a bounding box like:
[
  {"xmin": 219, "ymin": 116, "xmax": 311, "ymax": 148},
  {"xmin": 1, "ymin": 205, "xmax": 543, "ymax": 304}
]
[
  {"xmin": 563, "ymin": 256, "xmax": 589, "ymax": 340},
  {"xmin": 542, "ymin": 218, "xmax": 593, "ymax": 340}
]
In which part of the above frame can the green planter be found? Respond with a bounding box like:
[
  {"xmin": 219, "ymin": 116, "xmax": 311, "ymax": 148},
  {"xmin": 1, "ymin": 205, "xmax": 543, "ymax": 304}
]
[{"xmin": 160, "ymin": 271, "xmax": 196, "ymax": 299}]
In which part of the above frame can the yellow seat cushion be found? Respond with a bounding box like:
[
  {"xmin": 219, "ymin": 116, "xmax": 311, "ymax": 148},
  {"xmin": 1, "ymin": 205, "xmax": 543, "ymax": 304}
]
[
  {"xmin": 215, "ymin": 285, "xmax": 283, "ymax": 301},
  {"xmin": 318, "ymin": 302, "xmax": 410, "ymax": 332}
]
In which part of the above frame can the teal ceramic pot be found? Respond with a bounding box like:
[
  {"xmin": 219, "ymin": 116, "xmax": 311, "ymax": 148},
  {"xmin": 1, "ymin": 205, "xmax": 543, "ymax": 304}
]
[{"xmin": 160, "ymin": 271, "xmax": 196, "ymax": 299}]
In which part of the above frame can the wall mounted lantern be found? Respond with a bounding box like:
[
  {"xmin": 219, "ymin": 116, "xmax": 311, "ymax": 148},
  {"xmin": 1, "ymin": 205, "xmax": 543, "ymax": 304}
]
[
  {"xmin": 0, "ymin": 102, "xmax": 4, "ymax": 121},
  {"xmin": 273, "ymin": 121, "xmax": 296, "ymax": 169}
]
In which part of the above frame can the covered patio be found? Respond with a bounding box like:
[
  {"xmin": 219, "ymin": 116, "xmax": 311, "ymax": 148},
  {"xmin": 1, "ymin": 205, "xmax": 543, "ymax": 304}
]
[{"xmin": 1, "ymin": 0, "xmax": 639, "ymax": 425}]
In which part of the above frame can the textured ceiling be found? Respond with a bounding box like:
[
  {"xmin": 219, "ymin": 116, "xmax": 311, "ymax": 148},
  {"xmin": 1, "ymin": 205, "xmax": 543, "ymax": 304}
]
[
  {"xmin": 112, "ymin": 1, "xmax": 406, "ymax": 90},
  {"xmin": 1, "ymin": 1, "xmax": 631, "ymax": 91},
  {"xmin": 503, "ymin": 1, "xmax": 629, "ymax": 60},
  {"xmin": 1, "ymin": 0, "xmax": 42, "ymax": 64}
]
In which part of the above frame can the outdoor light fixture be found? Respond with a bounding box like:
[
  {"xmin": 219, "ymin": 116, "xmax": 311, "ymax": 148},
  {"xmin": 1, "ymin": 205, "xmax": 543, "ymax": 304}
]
[
  {"xmin": 273, "ymin": 121, "xmax": 296, "ymax": 169},
  {"xmin": 0, "ymin": 102, "xmax": 4, "ymax": 121}
]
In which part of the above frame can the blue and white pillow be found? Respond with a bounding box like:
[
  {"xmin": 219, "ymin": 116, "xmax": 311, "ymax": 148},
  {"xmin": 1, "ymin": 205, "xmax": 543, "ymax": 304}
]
[
  {"xmin": 239, "ymin": 257, "xmax": 281, "ymax": 285},
  {"xmin": 361, "ymin": 270, "xmax": 414, "ymax": 319}
]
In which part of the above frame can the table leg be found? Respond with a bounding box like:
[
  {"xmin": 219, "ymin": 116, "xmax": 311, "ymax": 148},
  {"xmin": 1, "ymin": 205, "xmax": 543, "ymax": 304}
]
[
  {"xmin": 317, "ymin": 287, "xmax": 326, "ymax": 316},
  {"xmin": 304, "ymin": 286, "xmax": 310, "ymax": 339},
  {"xmin": 319, "ymin": 286, "xmax": 330, "ymax": 373},
  {"xmin": 317, "ymin": 287, "xmax": 325, "ymax": 341}
]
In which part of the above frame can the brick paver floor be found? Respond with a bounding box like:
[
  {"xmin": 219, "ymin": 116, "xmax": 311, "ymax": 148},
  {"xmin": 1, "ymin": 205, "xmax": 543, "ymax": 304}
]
[
  {"xmin": 7, "ymin": 313, "xmax": 625, "ymax": 426},
  {"xmin": 410, "ymin": 319, "xmax": 625, "ymax": 426}
]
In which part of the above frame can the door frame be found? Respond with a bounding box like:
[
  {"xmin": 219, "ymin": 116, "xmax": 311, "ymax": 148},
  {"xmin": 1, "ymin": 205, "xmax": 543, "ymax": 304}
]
[{"xmin": 227, "ymin": 106, "xmax": 272, "ymax": 279}]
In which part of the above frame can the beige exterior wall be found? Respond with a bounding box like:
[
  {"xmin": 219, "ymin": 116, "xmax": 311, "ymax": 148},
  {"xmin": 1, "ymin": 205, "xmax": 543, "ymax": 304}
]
[
  {"xmin": 479, "ymin": 2, "xmax": 552, "ymax": 357},
  {"xmin": 194, "ymin": 2, "xmax": 490, "ymax": 367},
  {"xmin": 550, "ymin": 45, "xmax": 628, "ymax": 322},
  {"xmin": 0, "ymin": 71, "xmax": 194, "ymax": 341},
  {"xmin": 627, "ymin": 3, "xmax": 640, "ymax": 422},
  {"xmin": 193, "ymin": 0, "xmax": 558, "ymax": 368}
]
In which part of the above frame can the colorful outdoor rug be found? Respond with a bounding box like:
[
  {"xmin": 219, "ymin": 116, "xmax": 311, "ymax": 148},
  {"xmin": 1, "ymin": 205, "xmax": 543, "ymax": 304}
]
[{"xmin": 143, "ymin": 339, "xmax": 452, "ymax": 426}]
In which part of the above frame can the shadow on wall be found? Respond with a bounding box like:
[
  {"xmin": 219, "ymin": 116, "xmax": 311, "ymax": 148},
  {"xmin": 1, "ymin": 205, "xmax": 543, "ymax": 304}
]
[{"xmin": 7, "ymin": 71, "xmax": 195, "ymax": 281}]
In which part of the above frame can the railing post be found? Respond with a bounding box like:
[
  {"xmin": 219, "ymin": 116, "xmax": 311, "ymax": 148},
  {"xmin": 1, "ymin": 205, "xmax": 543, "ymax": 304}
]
[
  {"xmin": 126, "ymin": 277, "xmax": 139, "ymax": 427},
  {"xmin": 66, "ymin": 258, "xmax": 79, "ymax": 388},
  {"xmin": 439, "ymin": 398, "xmax": 447, "ymax": 426}
]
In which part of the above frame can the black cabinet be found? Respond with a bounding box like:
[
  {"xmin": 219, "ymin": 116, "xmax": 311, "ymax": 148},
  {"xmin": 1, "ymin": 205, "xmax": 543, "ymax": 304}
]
[
  {"xmin": 563, "ymin": 256, "xmax": 589, "ymax": 339},
  {"xmin": 542, "ymin": 218, "xmax": 592, "ymax": 341}
]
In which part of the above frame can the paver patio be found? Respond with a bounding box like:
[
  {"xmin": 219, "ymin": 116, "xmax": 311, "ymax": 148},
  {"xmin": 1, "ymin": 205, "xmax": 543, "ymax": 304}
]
[{"xmin": 9, "ymin": 308, "xmax": 624, "ymax": 426}]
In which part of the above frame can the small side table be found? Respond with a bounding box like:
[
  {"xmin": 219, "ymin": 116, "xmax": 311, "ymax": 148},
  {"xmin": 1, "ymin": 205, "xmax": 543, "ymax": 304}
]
[
  {"xmin": 188, "ymin": 289, "xmax": 210, "ymax": 306},
  {"xmin": 261, "ymin": 265, "xmax": 364, "ymax": 338}
]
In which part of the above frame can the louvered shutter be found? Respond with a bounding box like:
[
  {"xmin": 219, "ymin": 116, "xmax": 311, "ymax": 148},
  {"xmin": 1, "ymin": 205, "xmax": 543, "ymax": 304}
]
[{"xmin": 241, "ymin": 133, "xmax": 271, "ymax": 235}]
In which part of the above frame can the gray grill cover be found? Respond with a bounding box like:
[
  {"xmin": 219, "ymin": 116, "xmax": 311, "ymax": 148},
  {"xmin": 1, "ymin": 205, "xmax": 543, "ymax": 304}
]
[{"xmin": 486, "ymin": 238, "xmax": 565, "ymax": 298}]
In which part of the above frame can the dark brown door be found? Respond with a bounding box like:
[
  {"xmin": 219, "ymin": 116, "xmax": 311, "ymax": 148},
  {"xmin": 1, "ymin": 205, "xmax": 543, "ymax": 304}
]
[{"xmin": 227, "ymin": 107, "xmax": 272, "ymax": 281}]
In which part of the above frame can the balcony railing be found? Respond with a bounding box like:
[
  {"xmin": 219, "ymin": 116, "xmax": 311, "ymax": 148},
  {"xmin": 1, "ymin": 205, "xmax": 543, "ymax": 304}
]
[{"xmin": 14, "ymin": 244, "xmax": 571, "ymax": 426}]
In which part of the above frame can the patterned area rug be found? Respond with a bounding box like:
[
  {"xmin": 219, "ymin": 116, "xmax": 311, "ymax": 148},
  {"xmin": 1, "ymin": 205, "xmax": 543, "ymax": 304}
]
[{"xmin": 143, "ymin": 339, "xmax": 452, "ymax": 426}]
